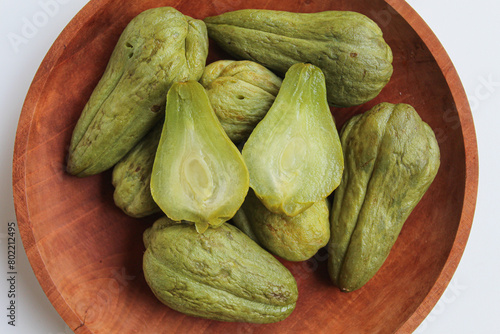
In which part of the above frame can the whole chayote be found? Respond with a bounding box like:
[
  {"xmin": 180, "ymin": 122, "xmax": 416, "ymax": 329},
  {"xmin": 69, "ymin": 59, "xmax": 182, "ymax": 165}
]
[
  {"xmin": 204, "ymin": 9, "xmax": 393, "ymax": 107},
  {"xmin": 143, "ymin": 217, "xmax": 298, "ymax": 323},
  {"xmin": 112, "ymin": 121, "xmax": 162, "ymax": 218},
  {"xmin": 67, "ymin": 7, "xmax": 208, "ymax": 177},
  {"xmin": 328, "ymin": 102, "xmax": 440, "ymax": 292},
  {"xmin": 232, "ymin": 190, "xmax": 330, "ymax": 262},
  {"xmin": 200, "ymin": 60, "xmax": 282, "ymax": 143}
]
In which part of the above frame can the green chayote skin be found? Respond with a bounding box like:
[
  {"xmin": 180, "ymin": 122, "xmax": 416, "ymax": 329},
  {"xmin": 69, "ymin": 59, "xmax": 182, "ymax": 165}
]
[
  {"xmin": 67, "ymin": 7, "xmax": 208, "ymax": 177},
  {"xmin": 200, "ymin": 60, "xmax": 282, "ymax": 143},
  {"xmin": 204, "ymin": 9, "xmax": 393, "ymax": 107},
  {"xmin": 143, "ymin": 217, "xmax": 298, "ymax": 323},
  {"xmin": 111, "ymin": 121, "xmax": 162, "ymax": 218},
  {"xmin": 150, "ymin": 81, "xmax": 249, "ymax": 233},
  {"xmin": 143, "ymin": 216, "xmax": 180, "ymax": 249},
  {"xmin": 328, "ymin": 103, "xmax": 440, "ymax": 292},
  {"xmin": 233, "ymin": 190, "xmax": 330, "ymax": 262},
  {"xmin": 242, "ymin": 63, "xmax": 343, "ymax": 217}
]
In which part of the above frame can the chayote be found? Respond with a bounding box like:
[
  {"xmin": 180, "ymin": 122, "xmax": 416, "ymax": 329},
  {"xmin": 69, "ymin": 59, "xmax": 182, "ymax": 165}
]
[
  {"xmin": 242, "ymin": 63, "xmax": 343, "ymax": 217},
  {"xmin": 67, "ymin": 7, "xmax": 208, "ymax": 177},
  {"xmin": 143, "ymin": 216, "xmax": 181, "ymax": 249},
  {"xmin": 232, "ymin": 190, "xmax": 330, "ymax": 262},
  {"xmin": 150, "ymin": 81, "xmax": 249, "ymax": 233},
  {"xmin": 143, "ymin": 217, "xmax": 298, "ymax": 323},
  {"xmin": 204, "ymin": 9, "xmax": 393, "ymax": 107},
  {"xmin": 111, "ymin": 121, "xmax": 162, "ymax": 218},
  {"xmin": 200, "ymin": 60, "xmax": 282, "ymax": 143},
  {"xmin": 328, "ymin": 103, "xmax": 440, "ymax": 292}
]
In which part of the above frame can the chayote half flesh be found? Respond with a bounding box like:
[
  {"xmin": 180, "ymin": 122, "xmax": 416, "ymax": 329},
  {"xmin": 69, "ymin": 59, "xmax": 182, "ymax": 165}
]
[
  {"xmin": 242, "ymin": 63, "xmax": 343, "ymax": 217},
  {"xmin": 150, "ymin": 81, "xmax": 249, "ymax": 233}
]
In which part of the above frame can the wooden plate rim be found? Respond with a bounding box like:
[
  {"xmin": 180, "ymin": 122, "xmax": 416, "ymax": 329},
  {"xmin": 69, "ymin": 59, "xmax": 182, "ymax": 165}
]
[
  {"xmin": 12, "ymin": 0, "xmax": 479, "ymax": 333},
  {"xmin": 386, "ymin": 0, "xmax": 479, "ymax": 332}
]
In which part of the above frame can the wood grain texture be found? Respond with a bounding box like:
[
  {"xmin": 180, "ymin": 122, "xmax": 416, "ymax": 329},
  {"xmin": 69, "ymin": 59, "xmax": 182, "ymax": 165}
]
[{"xmin": 12, "ymin": 0, "xmax": 478, "ymax": 333}]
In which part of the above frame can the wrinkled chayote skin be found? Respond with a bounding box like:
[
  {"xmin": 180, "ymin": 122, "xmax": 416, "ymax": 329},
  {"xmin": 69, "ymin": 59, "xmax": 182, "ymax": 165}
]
[
  {"xmin": 143, "ymin": 217, "xmax": 298, "ymax": 323},
  {"xmin": 233, "ymin": 190, "xmax": 330, "ymax": 262},
  {"xmin": 200, "ymin": 60, "xmax": 282, "ymax": 143},
  {"xmin": 204, "ymin": 9, "xmax": 393, "ymax": 107},
  {"xmin": 143, "ymin": 216, "xmax": 181, "ymax": 249},
  {"xmin": 111, "ymin": 121, "xmax": 162, "ymax": 218},
  {"xmin": 67, "ymin": 7, "xmax": 208, "ymax": 177},
  {"xmin": 151, "ymin": 81, "xmax": 249, "ymax": 233},
  {"xmin": 242, "ymin": 63, "xmax": 343, "ymax": 217},
  {"xmin": 328, "ymin": 102, "xmax": 440, "ymax": 292}
]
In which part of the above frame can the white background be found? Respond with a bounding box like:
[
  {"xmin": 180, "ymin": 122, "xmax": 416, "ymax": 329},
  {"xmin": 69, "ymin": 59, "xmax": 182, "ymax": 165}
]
[{"xmin": 0, "ymin": 0, "xmax": 498, "ymax": 333}]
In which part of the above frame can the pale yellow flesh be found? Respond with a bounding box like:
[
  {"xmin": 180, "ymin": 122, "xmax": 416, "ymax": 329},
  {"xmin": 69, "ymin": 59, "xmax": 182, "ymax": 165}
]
[
  {"xmin": 151, "ymin": 81, "xmax": 249, "ymax": 232},
  {"xmin": 242, "ymin": 63, "xmax": 344, "ymax": 217}
]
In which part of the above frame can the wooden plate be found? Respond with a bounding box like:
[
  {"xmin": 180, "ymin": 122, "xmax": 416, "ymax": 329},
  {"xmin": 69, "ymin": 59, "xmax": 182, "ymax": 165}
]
[{"xmin": 12, "ymin": 0, "xmax": 478, "ymax": 333}]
